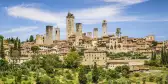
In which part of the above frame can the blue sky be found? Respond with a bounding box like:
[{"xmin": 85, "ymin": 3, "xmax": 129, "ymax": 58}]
[{"xmin": 0, "ymin": 0, "xmax": 168, "ymax": 41}]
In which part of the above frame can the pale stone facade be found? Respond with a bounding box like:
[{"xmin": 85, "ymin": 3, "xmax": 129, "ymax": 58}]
[
  {"xmin": 66, "ymin": 12, "xmax": 75, "ymax": 40},
  {"xmin": 82, "ymin": 50, "xmax": 107, "ymax": 66},
  {"xmin": 87, "ymin": 32, "xmax": 92, "ymax": 38},
  {"xmin": 36, "ymin": 34, "xmax": 44, "ymax": 45},
  {"xmin": 55, "ymin": 27, "xmax": 60, "ymax": 41},
  {"xmin": 44, "ymin": 26, "xmax": 53, "ymax": 45},
  {"xmin": 93, "ymin": 28, "xmax": 98, "ymax": 39},
  {"xmin": 107, "ymin": 60, "xmax": 146, "ymax": 70},
  {"xmin": 145, "ymin": 35, "xmax": 155, "ymax": 41},
  {"xmin": 75, "ymin": 23, "xmax": 83, "ymax": 46},
  {"xmin": 102, "ymin": 20, "xmax": 107, "ymax": 37}
]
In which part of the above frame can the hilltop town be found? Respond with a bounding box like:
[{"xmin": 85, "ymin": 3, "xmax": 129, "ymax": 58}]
[
  {"xmin": 1, "ymin": 12, "xmax": 168, "ymax": 84},
  {"xmin": 1, "ymin": 12, "xmax": 168, "ymax": 67}
]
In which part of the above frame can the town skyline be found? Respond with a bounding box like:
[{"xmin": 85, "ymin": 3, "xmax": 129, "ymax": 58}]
[{"xmin": 0, "ymin": 0, "xmax": 168, "ymax": 41}]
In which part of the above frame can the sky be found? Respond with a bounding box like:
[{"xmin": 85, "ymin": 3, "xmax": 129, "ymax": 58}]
[{"xmin": 0, "ymin": 0, "xmax": 168, "ymax": 41}]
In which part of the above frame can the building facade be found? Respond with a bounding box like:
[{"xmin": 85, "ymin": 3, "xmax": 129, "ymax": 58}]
[{"xmin": 66, "ymin": 12, "xmax": 75, "ymax": 40}]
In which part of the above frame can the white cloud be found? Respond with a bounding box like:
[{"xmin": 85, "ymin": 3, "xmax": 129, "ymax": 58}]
[
  {"xmin": 103, "ymin": 0, "xmax": 148, "ymax": 5},
  {"xmin": 6, "ymin": 5, "xmax": 66, "ymax": 28},
  {"xmin": 6, "ymin": 3, "xmax": 140, "ymax": 27},
  {"xmin": 0, "ymin": 26, "xmax": 38, "ymax": 34}
]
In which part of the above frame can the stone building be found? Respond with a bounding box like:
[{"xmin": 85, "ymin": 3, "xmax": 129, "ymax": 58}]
[
  {"xmin": 107, "ymin": 60, "xmax": 146, "ymax": 71},
  {"xmin": 55, "ymin": 27, "xmax": 60, "ymax": 41},
  {"xmin": 82, "ymin": 49, "xmax": 107, "ymax": 67},
  {"xmin": 93, "ymin": 28, "xmax": 98, "ymax": 39},
  {"xmin": 102, "ymin": 20, "xmax": 107, "ymax": 37},
  {"xmin": 145, "ymin": 35, "xmax": 155, "ymax": 42},
  {"xmin": 36, "ymin": 34, "xmax": 44, "ymax": 45},
  {"xmin": 75, "ymin": 23, "xmax": 83, "ymax": 46},
  {"xmin": 87, "ymin": 32, "xmax": 92, "ymax": 38},
  {"xmin": 44, "ymin": 26, "xmax": 53, "ymax": 45},
  {"xmin": 66, "ymin": 12, "xmax": 75, "ymax": 40}
]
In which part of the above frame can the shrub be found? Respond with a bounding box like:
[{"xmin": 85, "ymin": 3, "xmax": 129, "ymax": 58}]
[
  {"xmin": 66, "ymin": 73, "xmax": 73, "ymax": 80},
  {"xmin": 7, "ymin": 75, "xmax": 13, "ymax": 79},
  {"xmin": 134, "ymin": 73, "xmax": 140, "ymax": 77},
  {"xmin": 149, "ymin": 75, "xmax": 155, "ymax": 82},
  {"xmin": 23, "ymin": 76, "xmax": 28, "ymax": 81},
  {"xmin": 1, "ymin": 77, "xmax": 7, "ymax": 81}
]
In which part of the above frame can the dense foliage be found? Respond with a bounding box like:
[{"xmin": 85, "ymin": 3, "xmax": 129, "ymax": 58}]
[{"xmin": 107, "ymin": 52, "xmax": 147, "ymax": 59}]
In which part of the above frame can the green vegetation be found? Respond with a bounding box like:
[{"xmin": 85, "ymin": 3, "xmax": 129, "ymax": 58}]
[
  {"xmin": 29, "ymin": 35, "xmax": 34, "ymax": 42},
  {"xmin": 107, "ymin": 52, "xmax": 147, "ymax": 59},
  {"xmin": 0, "ymin": 38, "xmax": 168, "ymax": 83},
  {"xmin": 0, "ymin": 35, "xmax": 5, "ymax": 59},
  {"xmin": 0, "ymin": 52, "xmax": 168, "ymax": 83},
  {"xmin": 31, "ymin": 46, "xmax": 40, "ymax": 54}
]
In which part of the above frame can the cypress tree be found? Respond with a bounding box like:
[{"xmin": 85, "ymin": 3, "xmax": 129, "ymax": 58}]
[
  {"xmin": 78, "ymin": 67, "xmax": 87, "ymax": 84},
  {"xmin": 29, "ymin": 35, "xmax": 34, "ymax": 42},
  {"xmin": 0, "ymin": 35, "xmax": 5, "ymax": 59},
  {"xmin": 166, "ymin": 50, "xmax": 168, "ymax": 65},
  {"xmin": 153, "ymin": 51, "xmax": 156, "ymax": 60},
  {"xmin": 165, "ymin": 74, "xmax": 168, "ymax": 84},
  {"xmin": 26, "ymin": 39, "xmax": 29, "ymax": 42},
  {"xmin": 161, "ymin": 47, "xmax": 164, "ymax": 65},
  {"xmin": 142, "ymin": 77, "xmax": 146, "ymax": 84},
  {"xmin": 151, "ymin": 51, "xmax": 154, "ymax": 60},
  {"xmin": 92, "ymin": 62, "xmax": 99, "ymax": 84},
  {"xmin": 14, "ymin": 40, "xmax": 17, "ymax": 50},
  {"xmin": 18, "ymin": 39, "xmax": 21, "ymax": 57},
  {"xmin": 10, "ymin": 47, "xmax": 13, "ymax": 57},
  {"xmin": 164, "ymin": 49, "xmax": 167, "ymax": 65}
]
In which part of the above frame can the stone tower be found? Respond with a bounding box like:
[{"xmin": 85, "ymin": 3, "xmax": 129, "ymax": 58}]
[
  {"xmin": 102, "ymin": 20, "xmax": 107, "ymax": 37},
  {"xmin": 44, "ymin": 25, "xmax": 53, "ymax": 45},
  {"xmin": 36, "ymin": 34, "xmax": 44, "ymax": 45},
  {"xmin": 66, "ymin": 12, "xmax": 75, "ymax": 40},
  {"xmin": 55, "ymin": 27, "xmax": 60, "ymax": 41},
  {"xmin": 87, "ymin": 32, "xmax": 92, "ymax": 38},
  {"xmin": 76, "ymin": 23, "xmax": 82, "ymax": 46},
  {"xmin": 146, "ymin": 35, "xmax": 155, "ymax": 41},
  {"xmin": 93, "ymin": 28, "xmax": 98, "ymax": 39}
]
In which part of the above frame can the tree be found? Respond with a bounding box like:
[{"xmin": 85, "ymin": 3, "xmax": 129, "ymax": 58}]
[
  {"xmin": 142, "ymin": 77, "xmax": 146, "ymax": 84},
  {"xmin": 64, "ymin": 51, "xmax": 80, "ymax": 68},
  {"xmin": 39, "ymin": 75, "xmax": 52, "ymax": 84},
  {"xmin": 31, "ymin": 46, "xmax": 40, "ymax": 54},
  {"xmin": 106, "ymin": 69, "xmax": 120, "ymax": 80},
  {"xmin": 156, "ymin": 76, "xmax": 163, "ymax": 84},
  {"xmin": 151, "ymin": 41, "xmax": 158, "ymax": 47},
  {"xmin": 14, "ymin": 40, "xmax": 18, "ymax": 50},
  {"xmin": 78, "ymin": 67, "xmax": 87, "ymax": 84},
  {"xmin": 14, "ymin": 69, "xmax": 22, "ymax": 83},
  {"xmin": 121, "ymin": 65, "xmax": 130, "ymax": 78},
  {"xmin": 115, "ymin": 65, "xmax": 130, "ymax": 78},
  {"xmin": 0, "ymin": 35, "xmax": 5, "ymax": 59},
  {"xmin": 26, "ymin": 39, "xmax": 29, "ymax": 42},
  {"xmin": 92, "ymin": 62, "xmax": 99, "ymax": 84},
  {"xmin": 29, "ymin": 35, "xmax": 34, "ymax": 42},
  {"xmin": 0, "ymin": 59, "xmax": 8, "ymax": 71},
  {"xmin": 18, "ymin": 39, "xmax": 21, "ymax": 57},
  {"xmin": 70, "ymin": 46, "xmax": 76, "ymax": 52},
  {"xmin": 165, "ymin": 74, "xmax": 168, "ymax": 84},
  {"xmin": 116, "ymin": 28, "xmax": 121, "ymax": 37}
]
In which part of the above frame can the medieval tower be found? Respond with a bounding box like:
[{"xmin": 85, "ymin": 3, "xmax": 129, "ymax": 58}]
[
  {"xmin": 93, "ymin": 28, "xmax": 98, "ymax": 39},
  {"xmin": 76, "ymin": 23, "xmax": 82, "ymax": 46},
  {"xmin": 55, "ymin": 27, "xmax": 60, "ymax": 41},
  {"xmin": 87, "ymin": 32, "xmax": 92, "ymax": 38},
  {"xmin": 102, "ymin": 20, "xmax": 107, "ymax": 37},
  {"xmin": 44, "ymin": 25, "xmax": 53, "ymax": 45},
  {"xmin": 66, "ymin": 12, "xmax": 75, "ymax": 40},
  {"xmin": 36, "ymin": 34, "xmax": 44, "ymax": 45}
]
